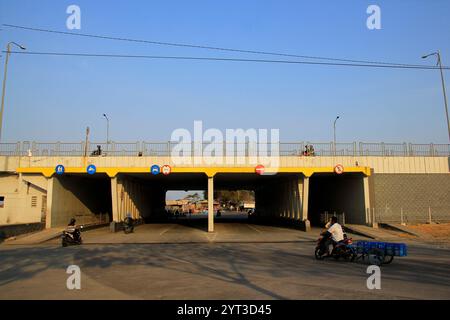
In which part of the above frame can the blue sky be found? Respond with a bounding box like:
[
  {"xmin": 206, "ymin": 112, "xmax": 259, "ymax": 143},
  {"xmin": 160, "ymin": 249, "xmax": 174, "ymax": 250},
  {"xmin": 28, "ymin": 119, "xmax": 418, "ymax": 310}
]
[{"xmin": 0, "ymin": 0, "xmax": 449, "ymax": 144}]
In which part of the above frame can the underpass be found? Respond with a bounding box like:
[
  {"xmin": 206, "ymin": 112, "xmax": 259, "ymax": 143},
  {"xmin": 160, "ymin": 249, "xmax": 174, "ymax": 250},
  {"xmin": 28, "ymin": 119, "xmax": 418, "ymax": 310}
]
[
  {"xmin": 0, "ymin": 140, "xmax": 449, "ymax": 237},
  {"xmin": 19, "ymin": 166, "xmax": 372, "ymax": 233}
]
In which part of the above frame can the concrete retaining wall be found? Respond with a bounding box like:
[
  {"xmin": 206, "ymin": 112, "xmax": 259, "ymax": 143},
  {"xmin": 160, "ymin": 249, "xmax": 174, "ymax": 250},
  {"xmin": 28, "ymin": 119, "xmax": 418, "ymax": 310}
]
[
  {"xmin": 0, "ymin": 222, "xmax": 45, "ymax": 241},
  {"xmin": 371, "ymin": 173, "xmax": 450, "ymax": 223}
]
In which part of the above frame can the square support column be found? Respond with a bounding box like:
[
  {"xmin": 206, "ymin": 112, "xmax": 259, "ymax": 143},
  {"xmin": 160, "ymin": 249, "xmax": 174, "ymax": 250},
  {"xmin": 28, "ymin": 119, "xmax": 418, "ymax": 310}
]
[
  {"xmin": 300, "ymin": 176, "xmax": 311, "ymax": 231},
  {"xmin": 110, "ymin": 176, "xmax": 121, "ymax": 232},
  {"xmin": 45, "ymin": 177, "xmax": 54, "ymax": 229},
  {"xmin": 110, "ymin": 177, "xmax": 120, "ymax": 222},
  {"xmin": 208, "ymin": 176, "xmax": 214, "ymax": 232},
  {"xmin": 363, "ymin": 176, "xmax": 375, "ymax": 227},
  {"xmin": 294, "ymin": 176, "xmax": 302, "ymax": 220}
]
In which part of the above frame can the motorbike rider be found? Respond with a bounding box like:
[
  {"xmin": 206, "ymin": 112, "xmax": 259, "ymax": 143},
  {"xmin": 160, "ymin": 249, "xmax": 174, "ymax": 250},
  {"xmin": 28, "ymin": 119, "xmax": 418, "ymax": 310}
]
[
  {"xmin": 65, "ymin": 218, "xmax": 81, "ymax": 242},
  {"xmin": 321, "ymin": 216, "xmax": 344, "ymax": 255}
]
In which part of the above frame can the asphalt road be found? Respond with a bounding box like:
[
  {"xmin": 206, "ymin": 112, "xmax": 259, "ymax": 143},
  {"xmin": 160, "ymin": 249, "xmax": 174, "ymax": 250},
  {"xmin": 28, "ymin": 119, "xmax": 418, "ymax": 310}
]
[{"xmin": 1, "ymin": 241, "xmax": 449, "ymax": 300}]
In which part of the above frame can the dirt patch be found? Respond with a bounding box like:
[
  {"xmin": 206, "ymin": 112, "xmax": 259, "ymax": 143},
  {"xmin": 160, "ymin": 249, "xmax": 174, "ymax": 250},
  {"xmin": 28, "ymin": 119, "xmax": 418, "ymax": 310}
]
[{"xmin": 408, "ymin": 223, "xmax": 450, "ymax": 239}]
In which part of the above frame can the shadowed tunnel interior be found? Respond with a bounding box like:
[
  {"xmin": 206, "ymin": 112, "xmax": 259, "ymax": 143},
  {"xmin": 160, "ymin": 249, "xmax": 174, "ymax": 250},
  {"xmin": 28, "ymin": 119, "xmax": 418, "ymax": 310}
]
[
  {"xmin": 49, "ymin": 172, "xmax": 368, "ymax": 229},
  {"xmin": 308, "ymin": 173, "xmax": 366, "ymax": 226},
  {"xmin": 51, "ymin": 174, "xmax": 112, "ymax": 227}
]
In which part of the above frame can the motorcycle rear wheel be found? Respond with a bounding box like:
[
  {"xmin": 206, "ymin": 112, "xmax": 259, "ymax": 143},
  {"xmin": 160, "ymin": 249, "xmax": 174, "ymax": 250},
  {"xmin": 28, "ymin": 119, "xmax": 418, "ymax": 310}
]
[
  {"xmin": 368, "ymin": 248, "xmax": 385, "ymax": 266},
  {"xmin": 315, "ymin": 247, "xmax": 325, "ymax": 260},
  {"xmin": 383, "ymin": 254, "xmax": 394, "ymax": 264}
]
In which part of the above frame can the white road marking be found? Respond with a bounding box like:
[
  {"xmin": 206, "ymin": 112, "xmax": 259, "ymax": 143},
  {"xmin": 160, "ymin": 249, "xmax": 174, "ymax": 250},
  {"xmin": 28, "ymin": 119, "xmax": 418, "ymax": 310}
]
[
  {"xmin": 246, "ymin": 224, "xmax": 262, "ymax": 233},
  {"xmin": 159, "ymin": 225, "xmax": 175, "ymax": 235}
]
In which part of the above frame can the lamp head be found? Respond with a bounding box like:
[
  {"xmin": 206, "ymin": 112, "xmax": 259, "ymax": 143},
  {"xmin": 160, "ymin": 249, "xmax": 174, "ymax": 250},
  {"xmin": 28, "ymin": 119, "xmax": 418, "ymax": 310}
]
[
  {"xmin": 9, "ymin": 42, "xmax": 26, "ymax": 50},
  {"xmin": 422, "ymin": 52, "xmax": 437, "ymax": 59}
]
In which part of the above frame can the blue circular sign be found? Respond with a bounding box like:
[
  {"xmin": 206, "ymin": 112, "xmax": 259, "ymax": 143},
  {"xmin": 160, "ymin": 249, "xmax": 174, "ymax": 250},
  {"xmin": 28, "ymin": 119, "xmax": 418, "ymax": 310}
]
[
  {"xmin": 86, "ymin": 164, "xmax": 97, "ymax": 175},
  {"xmin": 55, "ymin": 165, "xmax": 65, "ymax": 175},
  {"xmin": 151, "ymin": 165, "xmax": 160, "ymax": 175}
]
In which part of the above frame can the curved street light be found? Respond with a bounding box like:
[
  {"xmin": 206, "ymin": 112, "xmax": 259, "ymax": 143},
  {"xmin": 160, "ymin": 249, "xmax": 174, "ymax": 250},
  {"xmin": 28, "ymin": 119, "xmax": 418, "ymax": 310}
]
[
  {"xmin": 103, "ymin": 113, "xmax": 109, "ymax": 153},
  {"xmin": 0, "ymin": 42, "xmax": 26, "ymax": 141},
  {"xmin": 422, "ymin": 50, "xmax": 450, "ymax": 142},
  {"xmin": 333, "ymin": 116, "xmax": 340, "ymax": 156}
]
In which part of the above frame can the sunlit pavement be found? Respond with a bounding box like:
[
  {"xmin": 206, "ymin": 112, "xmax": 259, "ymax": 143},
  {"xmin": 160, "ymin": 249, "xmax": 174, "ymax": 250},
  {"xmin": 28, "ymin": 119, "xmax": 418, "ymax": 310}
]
[{"xmin": 1, "ymin": 236, "xmax": 450, "ymax": 299}]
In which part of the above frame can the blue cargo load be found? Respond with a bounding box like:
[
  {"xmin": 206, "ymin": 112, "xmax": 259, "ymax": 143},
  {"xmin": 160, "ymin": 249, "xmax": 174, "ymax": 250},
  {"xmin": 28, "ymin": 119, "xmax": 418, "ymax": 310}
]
[{"xmin": 356, "ymin": 241, "xmax": 407, "ymax": 257}]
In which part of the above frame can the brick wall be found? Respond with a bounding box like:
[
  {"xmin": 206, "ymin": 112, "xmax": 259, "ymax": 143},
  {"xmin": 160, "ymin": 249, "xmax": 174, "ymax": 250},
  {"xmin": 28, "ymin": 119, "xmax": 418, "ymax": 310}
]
[{"xmin": 371, "ymin": 174, "xmax": 450, "ymax": 223}]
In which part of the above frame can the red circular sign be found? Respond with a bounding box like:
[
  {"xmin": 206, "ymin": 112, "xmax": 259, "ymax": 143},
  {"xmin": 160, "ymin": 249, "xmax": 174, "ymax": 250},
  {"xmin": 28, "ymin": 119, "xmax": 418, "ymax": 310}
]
[
  {"xmin": 162, "ymin": 165, "xmax": 172, "ymax": 175},
  {"xmin": 255, "ymin": 165, "xmax": 265, "ymax": 175},
  {"xmin": 334, "ymin": 164, "xmax": 344, "ymax": 175}
]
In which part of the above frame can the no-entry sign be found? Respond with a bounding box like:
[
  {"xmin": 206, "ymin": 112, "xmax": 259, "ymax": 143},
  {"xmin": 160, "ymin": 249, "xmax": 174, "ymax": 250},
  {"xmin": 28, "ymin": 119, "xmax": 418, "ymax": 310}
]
[
  {"xmin": 162, "ymin": 165, "xmax": 172, "ymax": 175},
  {"xmin": 334, "ymin": 164, "xmax": 344, "ymax": 175},
  {"xmin": 255, "ymin": 165, "xmax": 265, "ymax": 175}
]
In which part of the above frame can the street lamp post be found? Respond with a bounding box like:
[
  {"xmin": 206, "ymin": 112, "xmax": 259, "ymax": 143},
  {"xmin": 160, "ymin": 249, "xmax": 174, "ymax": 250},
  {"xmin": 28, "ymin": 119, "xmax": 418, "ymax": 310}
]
[
  {"xmin": 422, "ymin": 51, "xmax": 450, "ymax": 142},
  {"xmin": 103, "ymin": 113, "xmax": 109, "ymax": 153},
  {"xmin": 333, "ymin": 116, "xmax": 340, "ymax": 156},
  {"xmin": 0, "ymin": 42, "xmax": 26, "ymax": 142}
]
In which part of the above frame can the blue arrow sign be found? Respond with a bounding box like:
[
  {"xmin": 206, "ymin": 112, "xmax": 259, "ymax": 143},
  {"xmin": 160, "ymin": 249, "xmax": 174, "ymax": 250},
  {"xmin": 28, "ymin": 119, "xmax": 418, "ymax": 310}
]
[
  {"xmin": 55, "ymin": 165, "xmax": 65, "ymax": 175},
  {"xmin": 87, "ymin": 164, "xmax": 97, "ymax": 175},
  {"xmin": 151, "ymin": 165, "xmax": 160, "ymax": 175}
]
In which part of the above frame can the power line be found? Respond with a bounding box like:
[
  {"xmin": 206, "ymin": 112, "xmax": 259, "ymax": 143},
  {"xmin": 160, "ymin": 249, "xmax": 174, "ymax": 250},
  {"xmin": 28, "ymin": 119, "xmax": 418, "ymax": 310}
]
[
  {"xmin": 2, "ymin": 23, "xmax": 439, "ymax": 69},
  {"xmin": 4, "ymin": 50, "xmax": 449, "ymax": 70}
]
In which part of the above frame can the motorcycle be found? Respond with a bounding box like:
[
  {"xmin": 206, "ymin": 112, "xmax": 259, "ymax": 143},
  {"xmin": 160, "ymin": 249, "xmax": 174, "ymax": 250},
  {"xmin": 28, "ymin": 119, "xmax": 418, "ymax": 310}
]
[
  {"xmin": 62, "ymin": 225, "xmax": 83, "ymax": 247},
  {"xmin": 123, "ymin": 217, "xmax": 134, "ymax": 234},
  {"xmin": 315, "ymin": 232, "xmax": 356, "ymax": 261}
]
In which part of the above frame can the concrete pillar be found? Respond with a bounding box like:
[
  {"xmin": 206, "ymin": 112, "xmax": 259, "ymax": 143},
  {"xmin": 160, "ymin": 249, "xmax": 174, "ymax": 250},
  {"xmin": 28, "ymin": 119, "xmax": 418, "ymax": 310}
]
[
  {"xmin": 290, "ymin": 178, "xmax": 296, "ymax": 220},
  {"xmin": 301, "ymin": 176, "xmax": 311, "ymax": 231},
  {"xmin": 283, "ymin": 181, "xmax": 288, "ymax": 218},
  {"xmin": 286, "ymin": 180, "xmax": 292, "ymax": 219},
  {"xmin": 46, "ymin": 177, "xmax": 54, "ymax": 229},
  {"xmin": 208, "ymin": 176, "xmax": 214, "ymax": 232},
  {"xmin": 110, "ymin": 177, "xmax": 120, "ymax": 222},
  {"xmin": 363, "ymin": 176, "xmax": 373, "ymax": 227},
  {"xmin": 293, "ymin": 177, "xmax": 303, "ymax": 221}
]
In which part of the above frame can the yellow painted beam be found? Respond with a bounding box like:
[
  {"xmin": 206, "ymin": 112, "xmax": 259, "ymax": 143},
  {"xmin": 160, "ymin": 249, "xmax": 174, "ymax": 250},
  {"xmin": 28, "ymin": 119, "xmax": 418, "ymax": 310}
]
[{"xmin": 16, "ymin": 166, "xmax": 371, "ymax": 178}]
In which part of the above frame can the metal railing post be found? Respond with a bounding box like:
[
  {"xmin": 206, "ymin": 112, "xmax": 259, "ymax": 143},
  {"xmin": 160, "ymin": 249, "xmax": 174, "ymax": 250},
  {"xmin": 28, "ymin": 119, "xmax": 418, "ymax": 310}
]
[
  {"xmin": 428, "ymin": 207, "xmax": 432, "ymax": 224},
  {"xmin": 16, "ymin": 141, "xmax": 20, "ymax": 156}
]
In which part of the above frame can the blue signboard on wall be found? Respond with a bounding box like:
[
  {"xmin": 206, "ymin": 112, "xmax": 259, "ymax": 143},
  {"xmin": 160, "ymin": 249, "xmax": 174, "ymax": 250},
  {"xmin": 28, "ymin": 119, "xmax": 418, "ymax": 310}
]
[
  {"xmin": 55, "ymin": 165, "xmax": 65, "ymax": 175},
  {"xmin": 151, "ymin": 165, "xmax": 160, "ymax": 175}
]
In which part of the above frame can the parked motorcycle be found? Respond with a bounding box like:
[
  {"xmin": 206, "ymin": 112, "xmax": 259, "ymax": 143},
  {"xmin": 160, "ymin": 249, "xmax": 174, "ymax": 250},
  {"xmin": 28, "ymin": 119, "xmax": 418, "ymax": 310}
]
[
  {"xmin": 123, "ymin": 215, "xmax": 134, "ymax": 234},
  {"xmin": 315, "ymin": 232, "xmax": 356, "ymax": 261}
]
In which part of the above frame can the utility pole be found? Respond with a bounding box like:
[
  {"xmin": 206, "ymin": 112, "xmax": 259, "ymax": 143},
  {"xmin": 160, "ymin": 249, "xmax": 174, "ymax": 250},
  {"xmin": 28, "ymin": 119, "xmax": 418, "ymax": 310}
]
[
  {"xmin": 0, "ymin": 42, "xmax": 26, "ymax": 142},
  {"xmin": 84, "ymin": 126, "xmax": 90, "ymax": 158}
]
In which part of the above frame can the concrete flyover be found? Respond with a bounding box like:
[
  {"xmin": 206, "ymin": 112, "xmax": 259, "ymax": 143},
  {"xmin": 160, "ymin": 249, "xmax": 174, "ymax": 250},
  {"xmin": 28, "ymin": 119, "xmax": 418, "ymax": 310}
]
[{"xmin": 0, "ymin": 141, "xmax": 449, "ymax": 233}]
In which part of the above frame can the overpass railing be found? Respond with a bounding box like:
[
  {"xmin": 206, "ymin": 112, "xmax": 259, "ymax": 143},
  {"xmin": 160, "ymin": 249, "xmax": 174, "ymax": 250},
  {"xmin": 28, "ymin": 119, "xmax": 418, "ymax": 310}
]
[{"xmin": 0, "ymin": 141, "xmax": 449, "ymax": 157}]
